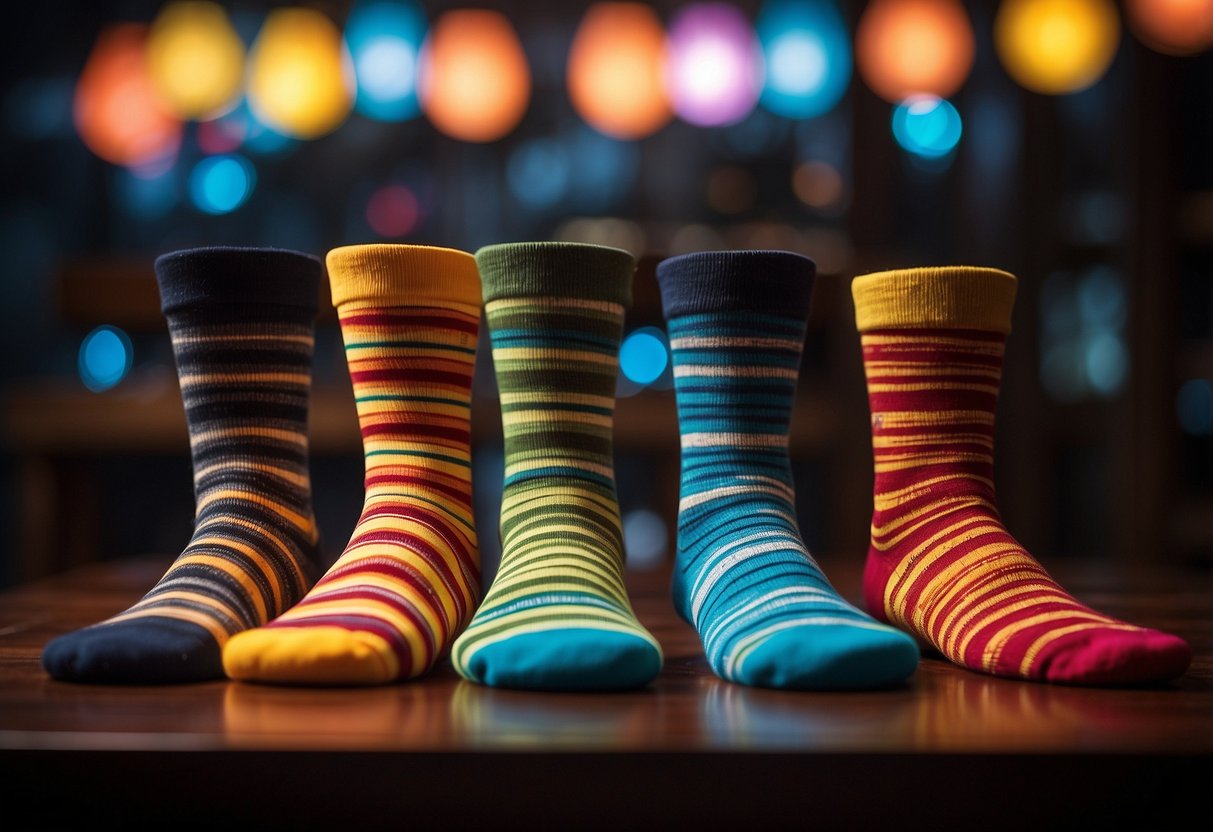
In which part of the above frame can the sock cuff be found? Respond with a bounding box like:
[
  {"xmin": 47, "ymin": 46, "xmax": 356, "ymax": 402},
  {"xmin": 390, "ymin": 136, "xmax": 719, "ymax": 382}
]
[
  {"xmin": 155, "ymin": 247, "xmax": 323, "ymax": 315},
  {"xmin": 475, "ymin": 242, "xmax": 634, "ymax": 307},
  {"xmin": 655, "ymin": 250, "xmax": 816, "ymax": 320},
  {"xmin": 325, "ymin": 244, "xmax": 481, "ymax": 312},
  {"xmin": 852, "ymin": 266, "xmax": 1017, "ymax": 333}
]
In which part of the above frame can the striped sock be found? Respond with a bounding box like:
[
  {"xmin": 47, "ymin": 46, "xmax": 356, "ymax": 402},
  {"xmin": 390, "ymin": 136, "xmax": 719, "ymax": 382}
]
[
  {"xmin": 223, "ymin": 244, "xmax": 481, "ymax": 685},
  {"xmin": 451, "ymin": 242, "xmax": 663, "ymax": 691},
  {"xmin": 657, "ymin": 251, "xmax": 920, "ymax": 690},
  {"xmin": 853, "ymin": 266, "xmax": 1192, "ymax": 686},
  {"xmin": 41, "ymin": 247, "xmax": 324, "ymax": 684}
]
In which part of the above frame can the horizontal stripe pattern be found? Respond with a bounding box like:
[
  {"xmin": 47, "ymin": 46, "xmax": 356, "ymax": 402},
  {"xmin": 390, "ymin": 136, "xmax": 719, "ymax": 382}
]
[
  {"xmin": 245, "ymin": 304, "xmax": 481, "ymax": 681},
  {"xmin": 669, "ymin": 310, "xmax": 897, "ymax": 684},
  {"xmin": 861, "ymin": 327, "xmax": 1173, "ymax": 681}
]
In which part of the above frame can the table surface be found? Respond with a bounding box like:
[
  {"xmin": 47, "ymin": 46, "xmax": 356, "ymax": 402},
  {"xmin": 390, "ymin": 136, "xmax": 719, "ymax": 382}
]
[{"xmin": 2, "ymin": 553, "xmax": 1211, "ymax": 828}]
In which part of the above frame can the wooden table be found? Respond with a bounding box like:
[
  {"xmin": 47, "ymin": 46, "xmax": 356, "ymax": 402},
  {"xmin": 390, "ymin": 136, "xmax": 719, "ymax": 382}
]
[{"xmin": 2, "ymin": 554, "xmax": 1210, "ymax": 829}]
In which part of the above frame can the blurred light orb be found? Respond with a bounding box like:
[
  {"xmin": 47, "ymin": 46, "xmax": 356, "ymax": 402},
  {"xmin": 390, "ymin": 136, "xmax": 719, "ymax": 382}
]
[
  {"xmin": 855, "ymin": 0, "xmax": 975, "ymax": 103},
  {"xmin": 620, "ymin": 327, "xmax": 669, "ymax": 385},
  {"xmin": 1084, "ymin": 332, "xmax": 1127, "ymax": 395},
  {"xmin": 147, "ymin": 1, "xmax": 245, "ymax": 120},
  {"xmin": 346, "ymin": 1, "xmax": 427, "ymax": 122},
  {"xmin": 116, "ymin": 164, "xmax": 179, "ymax": 219},
  {"xmin": 567, "ymin": 3, "xmax": 672, "ymax": 140},
  {"xmin": 793, "ymin": 159, "xmax": 845, "ymax": 209},
  {"xmin": 995, "ymin": 0, "xmax": 1121, "ymax": 95},
  {"xmin": 507, "ymin": 138, "xmax": 571, "ymax": 209},
  {"xmin": 79, "ymin": 325, "xmax": 133, "ymax": 393},
  {"xmin": 366, "ymin": 184, "xmax": 420, "ymax": 237},
  {"xmin": 196, "ymin": 117, "xmax": 243, "ymax": 154},
  {"xmin": 665, "ymin": 3, "xmax": 765, "ymax": 127},
  {"xmin": 622, "ymin": 508, "xmax": 668, "ymax": 570},
  {"xmin": 1177, "ymin": 378, "xmax": 1213, "ymax": 436},
  {"xmin": 1126, "ymin": 0, "xmax": 1213, "ymax": 56},
  {"xmin": 892, "ymin": 95, "xmax": 962, "ymax": 158},
  {"xmin": 189, "ymin": 153, "xmax": 255, "ymax": 214},
  {"xmin": 74, "ymin": 24, "xmax": 183, "ymax": 168},
  {"xmin": 418, "ymin": 10, "xmax": 531, "ymax": 142},
  {"xmin": 247, "ymin": 8, "xmax": 354, "ymax": 139},
  {"xmin": 757, "ymin": 0, "xmax": 851, "ymax": 119}
]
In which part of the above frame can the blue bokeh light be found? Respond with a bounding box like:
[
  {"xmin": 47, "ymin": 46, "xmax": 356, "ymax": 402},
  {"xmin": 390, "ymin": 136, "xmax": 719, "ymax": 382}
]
[
  {"xmin": 79, "ymin": 325, "xmax": 132, "ymax": 393},
  {"xmin": 1084, "ymin": 332, "xmax": 1127, "ymax": 396},
  {"xmin": 345, "ymin": 1, "xmax": 427, "ymax": 122},
  {"xmin": 1177, "ymin": 378, "xmax": 1213, "ymax": 437},
  {"xmin": 620, "ymin": 327, "xmax": 669, "ymax": 385},
  {"xmin": 892, "ymin": 95, "xmax": 963, "ymax": 159},
  {"xmin": 507, "ymin": 138, "xmax": 570, "ymax": 209},
  {"xmin": 189, "ymin": 154, "xmax": 255, "ymax": 215},
  {"xmin": 757, "ymin": 0, "xmax": 851, "ymax": 120}
]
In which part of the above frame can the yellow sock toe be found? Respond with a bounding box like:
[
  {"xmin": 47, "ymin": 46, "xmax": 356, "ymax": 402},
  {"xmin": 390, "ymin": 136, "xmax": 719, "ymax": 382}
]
[{"xmin": 223, "ymin": 627, "xmax": 399, "ymax": 685}]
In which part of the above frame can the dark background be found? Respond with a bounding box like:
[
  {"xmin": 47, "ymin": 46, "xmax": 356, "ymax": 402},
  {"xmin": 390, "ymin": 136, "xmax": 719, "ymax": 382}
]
[{"xmin": 0, "ymin": 0, "xmax": 1209, "ymax": 591}]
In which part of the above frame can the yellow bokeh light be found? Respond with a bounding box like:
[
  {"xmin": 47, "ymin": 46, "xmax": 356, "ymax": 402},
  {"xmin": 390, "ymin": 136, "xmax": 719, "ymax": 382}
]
[
  {"xmin": 74, "ymin": 23, "xmax": 183, "ymax": 168},
  {"xmin": 246, "ymin": 7, "xmax": 354, "ymax": 140},
  {"xmin": 567, "ymin": 3, "xmax": 672, "ymax": 140},
  {"xmin": 855, "ymin": 0, "xmax": 975, "ymax": 103},
  {"xmin": 995, "ymin": 0, "xmax": 1122, "ymax": 95},
  {"xmin": 418, "ymin": 10, "xmax": 531, "ymax": 143},
  {"xmin": 147, "ymin": 1, "xmax": 245, "ymax": 120},
  {"xmin": 1126, "ymin": 0, "xmax": 1213, "ymax": 56}
]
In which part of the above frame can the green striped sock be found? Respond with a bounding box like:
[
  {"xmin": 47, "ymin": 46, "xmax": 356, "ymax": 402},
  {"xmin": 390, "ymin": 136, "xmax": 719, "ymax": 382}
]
[{"xmin": 450, "ymin": 241, "xmax": 663, "ymax": 691}]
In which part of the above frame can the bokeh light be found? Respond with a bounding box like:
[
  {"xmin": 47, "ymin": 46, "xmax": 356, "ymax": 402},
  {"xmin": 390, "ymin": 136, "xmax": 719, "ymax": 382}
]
[
  {"xmin": 365, "ymin": 184, "xmax": 421, "ymax": 237},
  {"xmin": 146, "ymin": 1, "xmax": 245, "ymax": 120},
  {"xmin": 189, "ymin": 153, "xmax": 255, "ymax": 214},
  {"xmin": 757, "ymin": 0, "xmax": 851, "ymax": 119},
  {"xmin": 1126, "ymin": 0, "xmax": 1213, "ymax": 56},
  {"xmin": 567, "ymin": 3, "xmax": 672, "ymax": 141},
  {"xmin": 345, "ymin": 0, "xmax": 427, "ymax": 122},
  {"xmin": 995, "ymin": 0, "xmax": 1121, "ymax": 95},
  {"xmin": 418, "ymin": 10, "xmax": 531, "ymax": 143},
  {"xmin": 74, "ymin": 24, "xmax": 183, "ymax": 169},
  {"xmin": 620, "ymin": 327, "xmax": 671, "ymax": 385},
  {"xmin": 891, "ymin": 95, "xmax": 962, "ymax": 158},
  {"xmin": 507, "ymin": 138, "xmax": 571, "ymax": 209},
  {"xmin": 793, "ymin": 159, "xmax": 846, "ymax": 210},
  {"xmin": 79, "ymin": 325, "xmax": 133, "ymax": 393},
  {"xmin": 855, "ymin": 0, "xmax": 975, "ymax": 103},
  {"xmin": 1177, "ymin": 378, "xmax": 1213, "ymax": 436},
  {"xmin": 116, "ymin": 164, "xmax": 179, "ymax": 220},
  {"xmin": 246, "ymin": 7, "xmax": 354, "ymax": 139},
  {"xmin": 665, "ymin": 2, "xmax": 765, "ymax": 127},
  {"xmin": 622, "ymin": 508, "xmax": 668, "ymax": 570}
]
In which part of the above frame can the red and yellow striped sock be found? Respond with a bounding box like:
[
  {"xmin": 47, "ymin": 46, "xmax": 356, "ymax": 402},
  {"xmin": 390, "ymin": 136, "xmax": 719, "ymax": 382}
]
[
  {"xmin": 853, "ymin": 266, "xmax": 1191, "ymax": 686},
  {"xmin": 223, "ymin": 244, "xmax": 481, "ymax": 685}
]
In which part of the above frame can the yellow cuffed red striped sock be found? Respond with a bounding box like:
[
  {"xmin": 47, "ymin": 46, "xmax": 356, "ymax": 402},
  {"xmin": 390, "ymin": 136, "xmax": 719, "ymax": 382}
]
[
  {"xmin": 854, "ymin": 265, "xmax": 1192, "ymax": 686},
  {"xmin": 223, "ymin": 244, "xmax": 482, "ymax": 686}
]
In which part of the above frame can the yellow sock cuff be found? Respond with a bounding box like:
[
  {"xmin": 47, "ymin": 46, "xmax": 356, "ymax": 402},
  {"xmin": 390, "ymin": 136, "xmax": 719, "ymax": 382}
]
[
  {"xmin": 326, "ymin": 244, "xmax": 481, "ymax": 312},
  {"xmin": 852, "ymin": 266, "xmax": 1017, "ymax": 333}
]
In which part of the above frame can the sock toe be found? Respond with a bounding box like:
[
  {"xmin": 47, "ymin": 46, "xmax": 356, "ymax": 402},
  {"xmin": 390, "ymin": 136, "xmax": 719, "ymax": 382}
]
[
  {"xmin": 461, "ymin": 628, "xmax": 663, "ymax": 692},
  {"xmin": 1036, "ymin": 628, "xmax": 1193, "ymax": 687},
  {"xmin": 223, "ymin": 626, "xmax": 398, "ymax": 685},
  {"xmin": 733, "ymin": 624, "xmax": 921, "ymax": 691},
  {"xmin": 41, "ymin": 619, "xmax": 222, "ymax": 684}
]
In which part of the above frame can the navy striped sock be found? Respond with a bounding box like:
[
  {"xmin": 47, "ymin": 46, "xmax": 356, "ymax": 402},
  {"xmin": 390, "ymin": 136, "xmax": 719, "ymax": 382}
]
[
  {"xmin": 41, "ymin": 247, "xmax": 324, "ymax": 684},
  {"xmin": 656, "ymin": 250, "xmax": 920, "ymax": 690}
]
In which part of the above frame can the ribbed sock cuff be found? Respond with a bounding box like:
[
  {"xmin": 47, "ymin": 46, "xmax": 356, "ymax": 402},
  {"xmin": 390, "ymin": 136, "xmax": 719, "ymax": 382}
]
[
  {"xmin": 325, "ymin": 244, "xmax": 481, "ymax": 312},
  {"xmin": 155, "ymin": 247, "xmax": 322, "ymax": 315},
  {"xmin": 852, "ymin": 266, "xmax": 1017, "ymax": 333},
  {"xmin": 656, "ymin": 250, "xmax": 816, "ymax": 320},
  {"xmin": 475, "ymin": 242, "xmax": 634, "ymax": 307}
]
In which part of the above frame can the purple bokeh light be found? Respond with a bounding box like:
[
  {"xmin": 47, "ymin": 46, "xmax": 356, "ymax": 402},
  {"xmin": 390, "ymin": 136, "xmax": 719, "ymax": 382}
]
[{"xmin": 665, "ymin": 3, "xmax": 764, "ymax": 127}]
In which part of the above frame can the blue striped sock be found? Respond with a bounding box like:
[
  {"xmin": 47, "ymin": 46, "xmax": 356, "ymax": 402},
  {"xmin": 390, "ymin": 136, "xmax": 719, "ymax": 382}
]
[{"xmin": 656, "ymin": 250, "xmax": 920, "ymax": 690}]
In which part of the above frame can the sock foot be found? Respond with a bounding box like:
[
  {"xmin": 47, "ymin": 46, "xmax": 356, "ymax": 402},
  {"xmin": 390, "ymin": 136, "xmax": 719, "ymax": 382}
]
[
  {"xmin": 459, "ymin": 626, "xmax": 663, "ymax": 692},
  {"xmin": 734, "ymin": 623, "xmax": 921, "ymax": 691},
  {"xmin": 42, "ymin": 619, "xmax": 223, "ymax": 685},
  {"xmin": 224, "ymin": 626, "xmax": 398, "ymax": 685}
]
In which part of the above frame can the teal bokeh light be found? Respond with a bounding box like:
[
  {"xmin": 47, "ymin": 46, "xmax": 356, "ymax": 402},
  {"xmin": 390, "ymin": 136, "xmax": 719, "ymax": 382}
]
[
  {"xmin": 892, "ymin": 95, "xmax": 962, "ymax": 159},
  {"xmin": 189, "ymin": 154, "xmax": 255, "ymax": 215},
  {"xmin": 620, "ymin": 327, "xmax": 669, "ymax": 385},
  {"xmin": 345, "ymin": 1, "xmax": 427, "ymax": 122},
  {"xmin": 78, "ymin": 325, "xmax": 132, "ymax": 393},
  {"xmin": 757, "ymin": 0, "xmax": 851, "ymax": 120}
]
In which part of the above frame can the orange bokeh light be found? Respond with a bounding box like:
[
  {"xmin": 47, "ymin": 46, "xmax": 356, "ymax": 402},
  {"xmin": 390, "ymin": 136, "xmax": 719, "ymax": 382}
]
[
  {"xmin": 856, "ymin": 0, "xmax": 975, "ymax": 103},
  {"xmin": 74, "ymin": 24, "xmax": 183, "ymax": 168},
  {"xmin": 567, "ymin": 3, "xmax": 672, "ymax": 140},
  {"xmin": 1126, "ymin": 0, "xmax": 1213, "ymax": 56},
  {"xmin": 418, "ymin": 10, "xmax": 531, "ymax": 143}
]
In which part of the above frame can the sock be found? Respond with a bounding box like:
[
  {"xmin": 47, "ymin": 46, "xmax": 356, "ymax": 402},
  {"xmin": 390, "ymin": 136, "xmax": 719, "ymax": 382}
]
[
  {"xmin": 450, "ymin": 241, "xmax": 663, "ymax": 691},
  {"xmin": 853, "ymin": 266, "xmax": 1192, "ymax": 686},
  {"xmin": 41, "ymin": 247, "xmax": 324, "ymax": 684},
  {"xmin": 656, "ymin": 250, "xmax": 920, "ymax": 690},
  {"xmin": 223, "ymin": 244, "xmax": 482, "ymax": 685}
]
